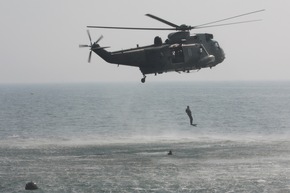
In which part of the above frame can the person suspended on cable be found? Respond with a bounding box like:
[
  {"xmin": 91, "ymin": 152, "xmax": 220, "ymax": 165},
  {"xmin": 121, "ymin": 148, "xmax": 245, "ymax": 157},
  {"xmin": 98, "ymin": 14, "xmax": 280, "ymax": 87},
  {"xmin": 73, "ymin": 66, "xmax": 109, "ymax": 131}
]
[{"xmin": 185, "ymin": 106, "xmax": 196, "ymax": 126}]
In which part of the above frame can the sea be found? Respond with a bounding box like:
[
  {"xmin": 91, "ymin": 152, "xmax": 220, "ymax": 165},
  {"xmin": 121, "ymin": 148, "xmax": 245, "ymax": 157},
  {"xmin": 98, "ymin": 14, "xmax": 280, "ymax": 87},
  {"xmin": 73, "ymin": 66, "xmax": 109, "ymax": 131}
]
[{"xmin": 0, "ymin": 81, "xmax": 290, "ymax": 193}]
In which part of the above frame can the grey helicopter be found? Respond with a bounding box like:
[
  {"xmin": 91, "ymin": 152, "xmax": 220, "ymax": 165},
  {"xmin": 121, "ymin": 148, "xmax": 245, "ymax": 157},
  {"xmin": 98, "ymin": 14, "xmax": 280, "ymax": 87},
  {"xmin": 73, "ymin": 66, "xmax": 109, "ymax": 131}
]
[{"xmin": 79, "ymin": 9, "xmax": 264, "ymax": 83}]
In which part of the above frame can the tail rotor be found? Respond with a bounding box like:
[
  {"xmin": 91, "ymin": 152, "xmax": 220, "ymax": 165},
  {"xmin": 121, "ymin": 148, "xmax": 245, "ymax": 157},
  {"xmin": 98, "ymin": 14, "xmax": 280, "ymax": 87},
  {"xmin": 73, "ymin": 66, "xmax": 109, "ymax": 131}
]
[{"xmin": 79, "ymin": 30, "xmax": 105, "ymax": 63}]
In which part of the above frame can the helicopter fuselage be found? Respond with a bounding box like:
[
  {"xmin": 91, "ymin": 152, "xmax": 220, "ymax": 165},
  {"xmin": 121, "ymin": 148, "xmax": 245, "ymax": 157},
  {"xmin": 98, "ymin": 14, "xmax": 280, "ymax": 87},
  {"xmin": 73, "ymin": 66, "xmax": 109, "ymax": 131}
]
[
  {"xmin": 92, "ymin": 32, "xmax": 225, "ymax": 81},
  {"xmin": 81, "ymin": 10, "xmax": 264, "ymax": 82}
]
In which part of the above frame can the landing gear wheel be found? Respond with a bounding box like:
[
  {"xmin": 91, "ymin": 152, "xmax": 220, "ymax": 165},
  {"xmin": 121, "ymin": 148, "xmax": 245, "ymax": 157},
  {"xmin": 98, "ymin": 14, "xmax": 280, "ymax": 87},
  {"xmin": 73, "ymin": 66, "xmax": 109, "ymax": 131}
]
[{"xmin": 141, "ymin": 75, "xmax": 146, "ymax": 83}]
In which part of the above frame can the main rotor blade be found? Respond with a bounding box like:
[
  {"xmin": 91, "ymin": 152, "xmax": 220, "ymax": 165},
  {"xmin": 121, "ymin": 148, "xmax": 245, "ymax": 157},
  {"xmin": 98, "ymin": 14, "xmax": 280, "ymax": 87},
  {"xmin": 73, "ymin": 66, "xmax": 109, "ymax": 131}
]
[
  {"xmin": 194, "ymin": 9, "xmax": 265, "ymax": 28},
  {"xmin": 87, "ymin": 9, "xmax": 264, "ymax": 32},
  {"xmin": 194, "ymin": 19, "xmax": 262, "ymax": 29},
  {"xmin": 87, "ymin": 26, "xmax": 175, "ymax": 31},
  {"xmin": 145, "ymin": 14, "xmax": 179, "ymax": 28}
]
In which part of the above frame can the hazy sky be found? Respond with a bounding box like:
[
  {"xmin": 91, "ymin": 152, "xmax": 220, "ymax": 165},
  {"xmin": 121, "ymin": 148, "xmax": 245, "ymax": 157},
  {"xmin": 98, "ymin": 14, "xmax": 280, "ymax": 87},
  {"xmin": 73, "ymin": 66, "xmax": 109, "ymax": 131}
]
[{"xmin": 0, "ymin": 0, "xmax": 289, "ymax": 83}]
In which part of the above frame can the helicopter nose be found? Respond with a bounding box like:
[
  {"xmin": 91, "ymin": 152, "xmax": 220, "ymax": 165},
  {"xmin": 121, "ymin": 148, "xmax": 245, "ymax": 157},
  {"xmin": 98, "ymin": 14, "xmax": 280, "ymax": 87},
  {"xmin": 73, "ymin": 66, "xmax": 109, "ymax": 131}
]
[{"xmin": 218, "ymin": 48, "xmax": 225, "ymax": 63}]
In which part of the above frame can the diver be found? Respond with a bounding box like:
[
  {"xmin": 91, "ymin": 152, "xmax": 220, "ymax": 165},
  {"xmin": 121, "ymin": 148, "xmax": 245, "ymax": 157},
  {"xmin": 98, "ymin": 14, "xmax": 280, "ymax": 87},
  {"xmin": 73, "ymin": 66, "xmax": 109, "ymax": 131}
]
[{"xmin": 185, "ymin": 106, "xmax": 195, "ymax": 126}]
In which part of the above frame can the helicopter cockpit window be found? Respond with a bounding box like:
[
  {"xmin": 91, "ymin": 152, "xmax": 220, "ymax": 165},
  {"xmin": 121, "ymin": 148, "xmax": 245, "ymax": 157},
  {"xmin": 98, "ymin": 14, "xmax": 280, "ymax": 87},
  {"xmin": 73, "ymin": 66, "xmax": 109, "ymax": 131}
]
[{"xmin": 214, "ymin": 42, "xmax": 220, "ymax": 49}]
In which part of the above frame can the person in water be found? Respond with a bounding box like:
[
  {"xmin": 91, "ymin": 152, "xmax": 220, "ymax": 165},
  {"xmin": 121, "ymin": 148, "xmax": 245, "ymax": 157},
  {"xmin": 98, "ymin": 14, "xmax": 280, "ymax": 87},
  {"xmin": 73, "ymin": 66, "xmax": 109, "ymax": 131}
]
[
  {"xmin": 168, "ymin": 150, "xmax": 172, "ymax": 155},
  {"xmin": 185, "ymin": 106, "xmax": 194, "ymax": 126}
]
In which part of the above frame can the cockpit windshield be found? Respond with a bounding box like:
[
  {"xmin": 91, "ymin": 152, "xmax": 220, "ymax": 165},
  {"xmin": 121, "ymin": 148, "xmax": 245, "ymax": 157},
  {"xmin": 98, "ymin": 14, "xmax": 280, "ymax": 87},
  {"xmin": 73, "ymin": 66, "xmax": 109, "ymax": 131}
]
[{"xmin": 214, "ymin": 42, "xmax": 220, "ymax": 49}]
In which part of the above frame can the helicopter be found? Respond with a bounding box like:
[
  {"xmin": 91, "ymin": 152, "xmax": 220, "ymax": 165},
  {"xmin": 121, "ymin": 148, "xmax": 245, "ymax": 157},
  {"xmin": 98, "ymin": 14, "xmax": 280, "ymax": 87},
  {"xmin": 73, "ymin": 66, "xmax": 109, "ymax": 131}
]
[{"xmin": 79, "ymin": 9, "xmax": 264, "ymax": 83}]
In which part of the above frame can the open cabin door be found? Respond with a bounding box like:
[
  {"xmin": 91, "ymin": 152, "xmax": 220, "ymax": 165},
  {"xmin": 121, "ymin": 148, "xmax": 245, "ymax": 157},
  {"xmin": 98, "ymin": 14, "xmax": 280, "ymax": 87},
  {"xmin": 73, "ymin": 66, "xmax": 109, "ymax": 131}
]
[{"xmin": 170, "ymin": 44, "xmax": 184, "ymax": 63}]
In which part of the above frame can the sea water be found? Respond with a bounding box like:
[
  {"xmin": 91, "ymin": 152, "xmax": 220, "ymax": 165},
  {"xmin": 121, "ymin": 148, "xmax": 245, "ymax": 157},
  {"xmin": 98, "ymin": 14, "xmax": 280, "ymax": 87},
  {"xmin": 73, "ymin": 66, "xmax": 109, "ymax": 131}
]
[{"xmin": 0, "ymin": 81, "xmax": 290, "ymax": 192}]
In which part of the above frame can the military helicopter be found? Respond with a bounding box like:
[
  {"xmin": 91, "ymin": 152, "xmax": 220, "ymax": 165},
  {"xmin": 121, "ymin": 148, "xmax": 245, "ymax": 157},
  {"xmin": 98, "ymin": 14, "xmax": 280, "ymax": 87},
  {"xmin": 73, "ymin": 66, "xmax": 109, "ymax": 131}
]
[{"xmin": 79, "ymin": 9, "xmax": 264, "ymax": 83}]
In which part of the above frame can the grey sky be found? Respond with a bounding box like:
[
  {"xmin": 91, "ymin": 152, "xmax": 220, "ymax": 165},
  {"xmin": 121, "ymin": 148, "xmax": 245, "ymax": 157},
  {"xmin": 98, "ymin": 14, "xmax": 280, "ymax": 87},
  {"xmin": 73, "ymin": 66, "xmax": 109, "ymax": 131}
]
[{"xmin": 0, "ymin": 0, "xmax": 289, "ymax": 83}]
